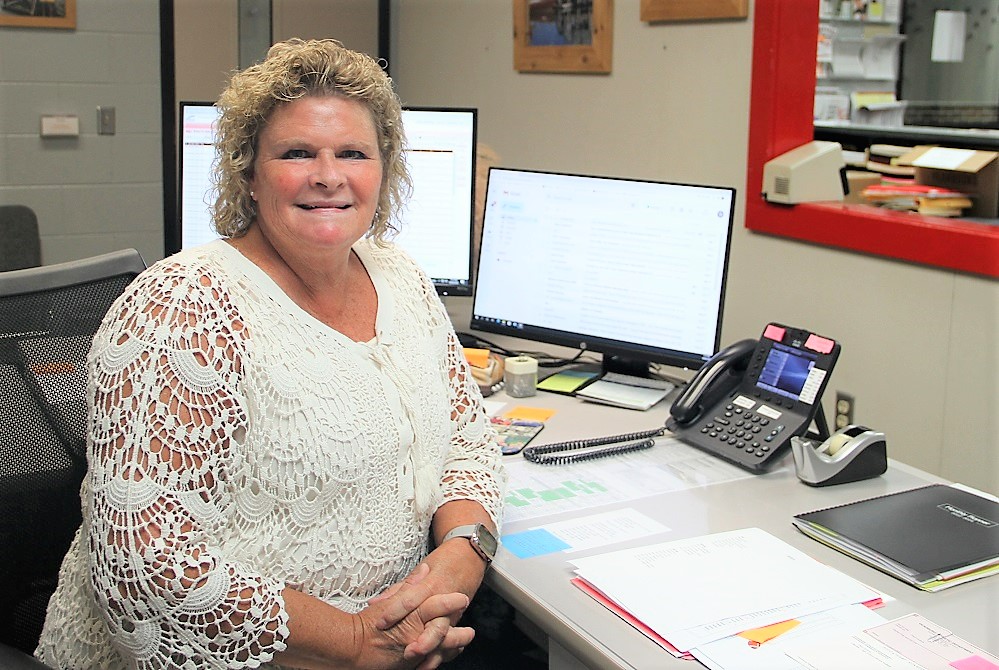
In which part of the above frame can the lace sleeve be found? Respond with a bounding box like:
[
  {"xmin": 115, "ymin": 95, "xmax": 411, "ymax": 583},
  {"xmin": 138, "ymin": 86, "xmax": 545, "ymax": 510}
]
[
  {"xmin": 439, "ymin": 329, "xmax": 507, "ymax": 530},
  {"xmin": 86, "ymin": 267, "xmax": 290, "ymax": 668}
]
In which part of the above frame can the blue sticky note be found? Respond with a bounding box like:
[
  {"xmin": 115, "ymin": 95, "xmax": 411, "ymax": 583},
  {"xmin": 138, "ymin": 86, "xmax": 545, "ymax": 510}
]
[{"xmin": 502, "ymin": 528, "xmax": 571, "ymax": 558}]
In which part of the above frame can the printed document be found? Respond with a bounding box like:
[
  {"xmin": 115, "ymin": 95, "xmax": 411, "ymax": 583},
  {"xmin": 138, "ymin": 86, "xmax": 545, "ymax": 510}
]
[
  {"xmin": 503, "ymin": 508, "xmax": 669, "ymax": 558},
  {"xmin": 690, "ymin": 604, "xmax": 892, "ymax": 670},
  {"xmin": 503, "ymin": 437, "xmax": 751, "ymax": 523},
  {"xmin": 571, "ymin": 527, "xmax": 879, "ymax": 652},
  {"xmin": 783, "ymin": 613, "xmax": 999, "ymax": 670}
]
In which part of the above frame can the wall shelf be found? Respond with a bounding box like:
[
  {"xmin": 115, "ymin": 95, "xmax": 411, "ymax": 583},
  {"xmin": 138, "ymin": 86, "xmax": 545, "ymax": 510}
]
[
  {"xmin": 815, "ymin": 121, "xmax": 999, "ymax": 151},
  {"xmin": 818, "ymin": 76, "xmax": 896, "ymax": 81},
  {"xmin": 818, "ymin": 17, "xmax": 898, "ymax": 24}
]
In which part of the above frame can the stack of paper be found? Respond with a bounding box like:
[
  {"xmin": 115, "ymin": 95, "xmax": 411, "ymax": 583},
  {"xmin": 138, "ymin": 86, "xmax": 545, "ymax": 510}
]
[
  {"xmin": 574, "ymin": 374, "xmax": 674, "ymax": 411},
  {"xmin": 570, "ymin": 528, "xmax": 881, "ymax": 658},
  {"xmin": 860, "ymin": 183, "xmax": 974, "ymax": 215},
  {"xmin": 864, "ymin": 143, "xmax": 916, "ymax": 178}
]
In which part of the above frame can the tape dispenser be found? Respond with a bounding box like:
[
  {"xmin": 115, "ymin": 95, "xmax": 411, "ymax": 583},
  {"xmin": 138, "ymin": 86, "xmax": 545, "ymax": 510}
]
[{"xmin": 791, "ymin": 425, "xmax": 887, "ymax": 487}]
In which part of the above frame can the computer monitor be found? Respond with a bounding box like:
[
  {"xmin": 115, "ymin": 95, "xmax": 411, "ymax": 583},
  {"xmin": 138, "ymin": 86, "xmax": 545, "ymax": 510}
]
[
  {"xmin": 172, "ymin": 103, "xmax": 477, "ymax": 297},
  {"xmin": 174, "ymin": 100, "xmax": 221, "ymax": 253},
  {"xmin": 396, "ymin": 106, "xmax": 477, "ymax": 296},
  {"xmin": 470, "ymin": 167, "xmax": 735, "ymax": 375}
]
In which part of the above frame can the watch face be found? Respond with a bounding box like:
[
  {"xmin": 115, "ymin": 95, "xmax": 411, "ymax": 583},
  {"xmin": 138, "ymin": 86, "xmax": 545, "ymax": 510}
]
[{"xmin": 476, "ymin": 524, "xmax": 498, "ymax": 558}]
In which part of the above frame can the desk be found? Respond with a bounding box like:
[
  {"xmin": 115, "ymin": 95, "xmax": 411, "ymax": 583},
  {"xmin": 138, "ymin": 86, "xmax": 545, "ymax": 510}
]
[{"xmin": 485, "ymin": 390, "xmax": 999, "ymax": 669}]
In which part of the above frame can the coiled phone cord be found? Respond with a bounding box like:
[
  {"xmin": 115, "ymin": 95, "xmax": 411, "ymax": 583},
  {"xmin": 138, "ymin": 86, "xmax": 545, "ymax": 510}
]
[{"xmin": 522, "ymin": 427, "xmax": 667, "ymax": 465}]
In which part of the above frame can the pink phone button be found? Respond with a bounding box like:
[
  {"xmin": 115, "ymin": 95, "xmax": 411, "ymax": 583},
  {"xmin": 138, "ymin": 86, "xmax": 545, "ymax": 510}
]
[
  {"xmin": 805, "ymin": 334, "xmax": 834, "ymax": 353},
  {"xmin": 763, "ymin": 324, "xmax": 785, "ymax": 341}
]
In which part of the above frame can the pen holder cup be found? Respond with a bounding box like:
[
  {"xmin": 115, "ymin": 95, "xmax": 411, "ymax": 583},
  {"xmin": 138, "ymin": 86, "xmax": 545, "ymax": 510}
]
[{"xmin": 504, "ymin": 356, "xmax": 538, "ymax": 398}]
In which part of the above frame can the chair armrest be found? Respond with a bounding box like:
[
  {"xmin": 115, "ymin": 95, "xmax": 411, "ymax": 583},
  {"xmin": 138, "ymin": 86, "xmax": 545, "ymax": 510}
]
[{"xmin": 0, "ymin": 644, "xmax": 53, "ymax": 669}]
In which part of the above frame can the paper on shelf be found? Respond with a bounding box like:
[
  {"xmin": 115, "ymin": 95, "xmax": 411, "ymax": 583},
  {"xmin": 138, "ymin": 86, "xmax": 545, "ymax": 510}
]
[
  {"xmin": 831, "ymin": 40, "xmax": 864, "ymax": 77},
  {"xmin": 861, "ymin": 34, "xmax": 904, "ymax": 79},
  {"xmin": 911, "ymin": 147, "xmax": 976, "ymax": 171}
]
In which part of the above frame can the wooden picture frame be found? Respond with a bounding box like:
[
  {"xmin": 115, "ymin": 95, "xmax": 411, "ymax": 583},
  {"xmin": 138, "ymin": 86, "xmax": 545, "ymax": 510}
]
[
  {"xmin": 640, "ymin": 0, "xmax": 747, "ymax": 22},
  {"xmin": 514, "ymin": 0, "xmax": 613, "ymax": 74},
  {"xmin": 0, "ymin": 0, "xmax": 76, "ymax": 29}
]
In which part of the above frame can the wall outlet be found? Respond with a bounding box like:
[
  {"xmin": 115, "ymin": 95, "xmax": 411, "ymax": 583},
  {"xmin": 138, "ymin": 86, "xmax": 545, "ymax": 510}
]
[{"xmin": 834, "ymin": 392, "xmax": 854, "ymax": 430}]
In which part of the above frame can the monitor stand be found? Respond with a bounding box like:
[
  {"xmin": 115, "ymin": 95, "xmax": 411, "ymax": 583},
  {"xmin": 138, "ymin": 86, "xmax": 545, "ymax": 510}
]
[{"xmin": 602, "ymin": 355, "xmax": 653, "ymax": 378}]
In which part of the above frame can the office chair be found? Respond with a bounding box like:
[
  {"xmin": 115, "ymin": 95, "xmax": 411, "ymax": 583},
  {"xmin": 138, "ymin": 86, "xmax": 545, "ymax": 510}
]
[
  {"xmin": 0, "ymin": 249, "xmax": 146, "ymax": 666},
  {"xmin": 0, "ymin": 205, "xmax": 42, "ymax": 272}
]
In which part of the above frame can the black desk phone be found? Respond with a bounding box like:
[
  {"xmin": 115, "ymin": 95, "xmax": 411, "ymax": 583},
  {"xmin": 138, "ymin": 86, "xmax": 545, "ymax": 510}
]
[{"xmin": 666, "ymin": 322, "xmax": 840, "ymax": 473}]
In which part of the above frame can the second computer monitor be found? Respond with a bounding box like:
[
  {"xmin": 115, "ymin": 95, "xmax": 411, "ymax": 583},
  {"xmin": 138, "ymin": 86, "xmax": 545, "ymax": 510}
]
[
  {"xmin": 175, "ymin": 100, "xmax": 221, "ymax": 254},
  {"xmin": 471, "ymin": 167, "xmax": 736, "ymax": 374},
  {"xmin": 396, "ymin": 106, "xmax": 477, "ymax": 296}
]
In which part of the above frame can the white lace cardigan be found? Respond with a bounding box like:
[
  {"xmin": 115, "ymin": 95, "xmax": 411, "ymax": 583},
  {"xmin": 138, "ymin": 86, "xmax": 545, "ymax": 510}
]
[{"xmin": 35, "ymin": 238, "xmax": 506, "ymax": 669}]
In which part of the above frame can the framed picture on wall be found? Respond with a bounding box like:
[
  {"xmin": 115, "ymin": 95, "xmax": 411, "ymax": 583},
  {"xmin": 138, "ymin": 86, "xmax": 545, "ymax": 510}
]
[
  {"xmin": 640, "ymin": 0, "xmax": 747, "ymax": 22},
  {"xmin": 513, "ymin": 0, "xmax": 613, "ymax": 74},
  {"xmin": 0, "ymin": 0, "xmax": 76, "ymax": 29}
]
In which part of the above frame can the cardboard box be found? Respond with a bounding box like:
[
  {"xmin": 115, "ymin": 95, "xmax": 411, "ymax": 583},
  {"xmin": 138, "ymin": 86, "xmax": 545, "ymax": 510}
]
[
  {"xmin": 897, "ymin": 146, "xmax": 999, "ymax": 218},
  {"xmin": 844, "ymin": 170, "xmax": 882, "ymax": 204}
]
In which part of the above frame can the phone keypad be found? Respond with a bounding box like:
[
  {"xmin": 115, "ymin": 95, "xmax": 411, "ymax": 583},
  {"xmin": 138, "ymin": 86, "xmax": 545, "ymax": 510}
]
[{"xmin": 697, "ymin": 404, "xmax": 786, "ymax": 460}]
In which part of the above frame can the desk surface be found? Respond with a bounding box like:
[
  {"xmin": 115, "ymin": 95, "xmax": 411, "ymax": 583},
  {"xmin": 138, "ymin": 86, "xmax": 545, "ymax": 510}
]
[{"xmin": 485, "ymin": 389, "xmax": 999, "ymax": 670}]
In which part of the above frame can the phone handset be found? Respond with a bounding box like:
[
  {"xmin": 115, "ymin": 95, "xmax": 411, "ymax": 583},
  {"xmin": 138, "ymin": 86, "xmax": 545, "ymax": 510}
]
[{"xmin": 669, "ymin": 338, "xmax": 758, "ymax": 425}]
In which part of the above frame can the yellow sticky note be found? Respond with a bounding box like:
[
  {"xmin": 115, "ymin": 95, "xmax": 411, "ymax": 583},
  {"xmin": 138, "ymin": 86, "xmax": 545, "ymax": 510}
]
[
  {"xmin": 536, "ymin": 369, "xmax": 599, "ymax": 393},
  {"xmin": 737, "ymin": 619, "xmax": 800, "ymax": 646},
  {"xmin": 504, "ymin": 406, "xmax": 557, "ymax": 422}
]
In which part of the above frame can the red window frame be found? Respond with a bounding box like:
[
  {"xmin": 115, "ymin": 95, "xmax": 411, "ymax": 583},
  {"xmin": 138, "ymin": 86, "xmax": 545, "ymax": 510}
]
[{"xmin": 745, "ymin": 0, "xmax": 998, "ymax": 278}]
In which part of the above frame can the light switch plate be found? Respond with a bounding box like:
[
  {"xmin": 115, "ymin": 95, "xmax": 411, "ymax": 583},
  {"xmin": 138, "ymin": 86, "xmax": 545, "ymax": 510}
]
[{"xmin": 98, "ymin": 106, "xmax": 116, "ymax": 135}]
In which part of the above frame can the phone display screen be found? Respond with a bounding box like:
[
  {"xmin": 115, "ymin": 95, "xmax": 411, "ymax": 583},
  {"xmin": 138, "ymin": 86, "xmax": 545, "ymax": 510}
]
[{"xmin": 755, "ymin": 342, "xmax": 823, "ymax": 404}]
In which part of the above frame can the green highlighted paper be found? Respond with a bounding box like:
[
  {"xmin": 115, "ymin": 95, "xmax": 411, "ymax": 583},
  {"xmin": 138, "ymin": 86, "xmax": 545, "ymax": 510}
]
[{"xmin": 505, "ymin": 479, "xmax": 607, "ymax": 509}]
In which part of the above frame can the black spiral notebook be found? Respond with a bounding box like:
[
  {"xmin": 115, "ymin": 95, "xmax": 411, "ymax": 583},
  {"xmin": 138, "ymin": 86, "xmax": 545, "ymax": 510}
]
[{"xmin": 792, "ymin": 483, "xmax": 999, "ymax": 591}]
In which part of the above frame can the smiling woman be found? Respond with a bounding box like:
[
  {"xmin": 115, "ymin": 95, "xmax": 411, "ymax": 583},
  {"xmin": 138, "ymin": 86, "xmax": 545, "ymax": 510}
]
[
  {"xmin": 34, "ymin": 38, "xmax": 507, "ymax": 670},
  {"xmin": 745, "ymin": 0, "xmax": 999, "ymax": 279}
]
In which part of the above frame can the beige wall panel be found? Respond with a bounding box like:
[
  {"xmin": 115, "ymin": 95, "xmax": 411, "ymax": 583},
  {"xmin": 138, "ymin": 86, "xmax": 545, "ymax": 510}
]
[
  {"xmin": 174, "ymin": 0, "xmax": 238, "ymax": 103},
  {"xmin": 940, "ymin": 274, "xmax": 998, "ymax": 488},
  {"xmin": 273, "ymin": 0, "xmax": 379, "ymax": 57}
]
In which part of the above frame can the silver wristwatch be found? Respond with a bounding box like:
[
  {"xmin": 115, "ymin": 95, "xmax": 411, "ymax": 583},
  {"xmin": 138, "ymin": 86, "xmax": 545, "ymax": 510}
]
[{"xmin": 441, "ymin": 523, "xmax": 498, "ymax": 564}]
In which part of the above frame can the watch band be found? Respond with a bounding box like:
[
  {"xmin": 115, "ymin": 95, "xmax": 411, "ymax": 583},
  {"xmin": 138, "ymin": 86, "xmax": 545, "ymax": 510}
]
[{"xmin": 442, "ymin": 523, "xmax": 497, "ymax": 564}]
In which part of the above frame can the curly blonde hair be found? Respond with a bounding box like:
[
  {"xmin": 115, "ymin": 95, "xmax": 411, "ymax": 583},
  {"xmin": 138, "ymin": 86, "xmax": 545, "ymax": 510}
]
[{"xmin": 211, "ymin": 38, "xmax": 411, "ymax": 243}]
